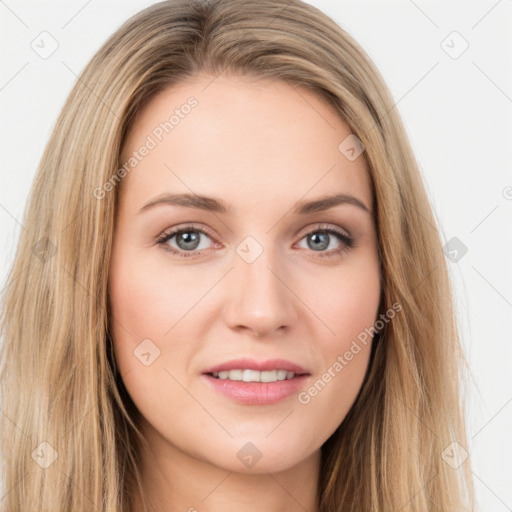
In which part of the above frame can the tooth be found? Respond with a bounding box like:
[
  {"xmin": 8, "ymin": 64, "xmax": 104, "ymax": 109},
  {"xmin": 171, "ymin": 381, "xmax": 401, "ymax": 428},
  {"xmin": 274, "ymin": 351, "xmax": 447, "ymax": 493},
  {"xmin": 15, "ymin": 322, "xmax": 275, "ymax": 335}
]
[
  {"xmin": 212, "ymin": 369, "xmax": 298, "ymax": 381},
  {"xmin": 260, "ymin": 370, "xmax": 277, "ymax": 383},
  {"xmin": 242, "ymin": 369, "xmax": 261, "ymax": 382},
  {"xmin": 228, "ymin": 369, "xmax": 243, "ymax": 381}
]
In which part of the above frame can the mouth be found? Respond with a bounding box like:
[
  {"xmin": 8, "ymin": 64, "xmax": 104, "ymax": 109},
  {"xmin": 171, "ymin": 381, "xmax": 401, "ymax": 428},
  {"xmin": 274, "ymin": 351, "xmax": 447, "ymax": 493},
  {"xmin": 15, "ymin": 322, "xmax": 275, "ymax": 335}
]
[
  {"xmin": 201, "ymin": 358, "xmax": 311, "ymax": 404},
  {"xmin": 207, "ymin": 369, "xmax": 306, "ymax": 383},
  {"xmin": 202, "ymin": 360, "xmax": 311, "ymax": 405}
]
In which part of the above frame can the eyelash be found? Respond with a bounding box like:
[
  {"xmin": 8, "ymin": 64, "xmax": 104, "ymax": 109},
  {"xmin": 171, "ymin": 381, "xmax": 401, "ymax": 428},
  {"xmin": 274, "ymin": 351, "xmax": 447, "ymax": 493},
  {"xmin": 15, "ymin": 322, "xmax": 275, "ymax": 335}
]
[{"xmin": 155, "ymin": 223, "xmax": 355, "ymax": 259}]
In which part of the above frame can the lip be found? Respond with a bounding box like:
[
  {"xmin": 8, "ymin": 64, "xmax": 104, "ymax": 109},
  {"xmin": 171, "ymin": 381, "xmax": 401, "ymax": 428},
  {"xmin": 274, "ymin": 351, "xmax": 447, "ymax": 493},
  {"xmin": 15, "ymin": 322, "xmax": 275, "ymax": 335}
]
[
  {"xmin": 201, "ymin": 358, "xmax": 311, "ymax": 405},
  {"xmin": 202, "ymin": 358, "xmax": 310, "ymax": 375},
  {"xmin": 202, "ymin": 374, "xmax": 310, "ymax": 405}
]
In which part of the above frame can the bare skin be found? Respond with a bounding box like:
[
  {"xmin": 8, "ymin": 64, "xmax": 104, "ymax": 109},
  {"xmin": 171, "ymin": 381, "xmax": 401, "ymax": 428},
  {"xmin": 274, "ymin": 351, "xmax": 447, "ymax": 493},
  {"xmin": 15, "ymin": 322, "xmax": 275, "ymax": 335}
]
[{"xmin": 108, "ymin": 73, "xmax": 381, "ymax": 512}]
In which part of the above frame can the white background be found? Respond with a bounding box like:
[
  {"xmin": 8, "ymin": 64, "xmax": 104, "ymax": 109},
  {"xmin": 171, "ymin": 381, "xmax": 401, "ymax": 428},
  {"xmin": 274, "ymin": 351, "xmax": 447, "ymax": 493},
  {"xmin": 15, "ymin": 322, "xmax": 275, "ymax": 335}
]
[{"xmin": 1, "ymin": 1, "xmax": 511, "ymax": 510}]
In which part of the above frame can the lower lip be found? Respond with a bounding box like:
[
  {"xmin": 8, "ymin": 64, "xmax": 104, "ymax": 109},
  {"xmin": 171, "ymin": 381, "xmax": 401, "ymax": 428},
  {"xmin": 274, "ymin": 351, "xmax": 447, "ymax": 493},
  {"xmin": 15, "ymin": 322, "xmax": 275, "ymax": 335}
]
[{"xmin": 202, "ymin": 374, "xmax": 310, "ymax": 405}]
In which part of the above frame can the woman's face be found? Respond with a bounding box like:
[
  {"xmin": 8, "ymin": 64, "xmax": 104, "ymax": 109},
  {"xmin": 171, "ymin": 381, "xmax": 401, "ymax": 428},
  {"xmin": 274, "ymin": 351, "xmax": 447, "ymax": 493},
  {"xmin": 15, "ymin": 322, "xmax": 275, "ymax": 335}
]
[{"xmin": 109, "ymin": 74, "xmax": 381, "ymax": 474}]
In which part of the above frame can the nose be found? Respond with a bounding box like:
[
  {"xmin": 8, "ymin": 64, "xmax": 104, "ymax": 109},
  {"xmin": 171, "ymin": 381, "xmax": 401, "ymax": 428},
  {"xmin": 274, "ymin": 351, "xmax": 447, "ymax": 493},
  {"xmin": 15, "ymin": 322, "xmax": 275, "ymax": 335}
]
[{"xmin": 222, "ymin": 247, "xmax": 298, "ymax": 337}]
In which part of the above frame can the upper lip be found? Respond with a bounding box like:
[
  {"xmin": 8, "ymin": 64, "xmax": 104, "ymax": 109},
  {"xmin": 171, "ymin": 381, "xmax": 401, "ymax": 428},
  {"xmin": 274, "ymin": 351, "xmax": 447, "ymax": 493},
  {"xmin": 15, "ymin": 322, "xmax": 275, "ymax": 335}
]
[{"xmin": 202, "ymin": 358, "xmax": 310, "ymax": 375}]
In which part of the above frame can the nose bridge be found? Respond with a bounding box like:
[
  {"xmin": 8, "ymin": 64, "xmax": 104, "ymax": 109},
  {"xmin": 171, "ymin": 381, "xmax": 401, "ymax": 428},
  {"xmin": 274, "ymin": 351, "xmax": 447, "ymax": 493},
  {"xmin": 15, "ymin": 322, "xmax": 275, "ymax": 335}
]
[{"xmin": 223, "ymin": 236, "xmax": 297, "ymax": 335}]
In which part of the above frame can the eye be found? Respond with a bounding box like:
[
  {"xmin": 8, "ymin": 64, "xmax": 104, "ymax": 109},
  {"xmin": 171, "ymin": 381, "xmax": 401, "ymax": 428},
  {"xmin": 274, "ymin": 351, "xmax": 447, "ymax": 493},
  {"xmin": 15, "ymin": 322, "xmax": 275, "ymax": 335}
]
[
  {"xmin": 296, "ymin": 223, "xmax": 355, "ymax": 258},
  {"xmin": 156, "ymin": 224, "xmax": 216, "ymax": 258},
  {"xmin": 156, "ymin": 223, "xmax": 355, "ymax": 258}
]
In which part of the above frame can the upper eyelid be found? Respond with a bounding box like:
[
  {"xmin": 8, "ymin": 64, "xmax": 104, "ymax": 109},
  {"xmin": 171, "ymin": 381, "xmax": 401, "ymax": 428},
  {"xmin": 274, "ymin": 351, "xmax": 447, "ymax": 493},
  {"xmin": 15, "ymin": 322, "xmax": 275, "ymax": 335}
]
[
  {"xmin": 157, "ymin": 224, "xmax": 215, "ymax": 242},
  {"xmin": 158, "ymin": 222, "xmax": 351, "ymax": 240},
  {"xmin": 296, "ymin": 222, "xmax": 351, "ymax": 238}
]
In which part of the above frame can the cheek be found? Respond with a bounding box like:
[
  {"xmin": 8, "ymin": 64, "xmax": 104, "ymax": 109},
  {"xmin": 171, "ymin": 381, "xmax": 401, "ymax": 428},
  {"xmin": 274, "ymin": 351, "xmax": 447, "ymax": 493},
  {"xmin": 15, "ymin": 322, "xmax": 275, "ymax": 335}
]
[
  {"xmin": 332, "ymin": 274, "xmax": 380, "ymax": 341},
  {"xmin": 295, "ymin": 254, "xmax": 380, "ymax": 424},
  {"xmin": 109, "ymin": 250, "xmax": 198, "ymax": 343},
  {"xmin": 108, "ymin": 251, "xmax": 194, "ymax": 426},
  {"xmin": 108, "ymin": 246, "xmax": 217, "ymax": 398},
  {"xmin": 296, "ymin": 340, "xmax": 372, "ymax": 447},
  {"xmin": 305, "ymin": 251, "xmax": 381, "ymax": 344},
  {"xmin": 108, "ymin": 249, "xmax": 176, "ymax": 381},
  {"xmin": 329, "ymin": 261, "xmax": 380, "ymax": 379}
]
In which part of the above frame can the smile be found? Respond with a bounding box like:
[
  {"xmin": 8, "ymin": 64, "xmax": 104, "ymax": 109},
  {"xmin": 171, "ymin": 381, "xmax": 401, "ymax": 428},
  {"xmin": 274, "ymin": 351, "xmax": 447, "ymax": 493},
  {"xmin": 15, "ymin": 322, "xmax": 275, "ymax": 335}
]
[{"xmin": 210, "ymin": 369, "xmax": 296, "ymax": 382}]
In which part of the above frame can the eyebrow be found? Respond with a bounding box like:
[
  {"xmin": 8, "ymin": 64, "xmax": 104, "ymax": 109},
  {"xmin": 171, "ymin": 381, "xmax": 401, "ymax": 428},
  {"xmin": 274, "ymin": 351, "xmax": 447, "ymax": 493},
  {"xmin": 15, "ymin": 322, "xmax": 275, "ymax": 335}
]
[{"xmin": 138, "ymin": 192, "xmax": 371, "ymax": 215}]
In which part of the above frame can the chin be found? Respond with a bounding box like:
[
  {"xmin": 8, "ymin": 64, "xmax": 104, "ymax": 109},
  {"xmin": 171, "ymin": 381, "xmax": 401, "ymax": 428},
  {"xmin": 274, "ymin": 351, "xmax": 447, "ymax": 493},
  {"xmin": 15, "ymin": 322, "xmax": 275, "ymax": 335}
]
[
  {"xmin": 205, "ymin": 437, "xmax": 315, "ymax": 475},
  {"xmin": 222, "ymin": 454, "xmax": 303, "ymax": 475}
]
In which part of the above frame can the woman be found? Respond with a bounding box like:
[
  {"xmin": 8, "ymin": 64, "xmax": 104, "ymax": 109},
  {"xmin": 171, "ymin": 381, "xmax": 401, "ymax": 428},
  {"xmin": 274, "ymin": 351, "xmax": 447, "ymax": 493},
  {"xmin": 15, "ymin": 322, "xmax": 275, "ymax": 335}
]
[{"xmin": 0, "ymin": 0, "xmax": 474, "ymax": 510}]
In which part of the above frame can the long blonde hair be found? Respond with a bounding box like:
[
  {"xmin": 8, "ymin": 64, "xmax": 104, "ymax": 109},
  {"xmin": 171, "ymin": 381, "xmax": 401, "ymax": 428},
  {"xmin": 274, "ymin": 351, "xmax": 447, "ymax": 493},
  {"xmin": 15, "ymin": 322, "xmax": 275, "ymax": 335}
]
[{"xmin": 0, "ymin": 0, "xmax": 474, "ymax": 510}]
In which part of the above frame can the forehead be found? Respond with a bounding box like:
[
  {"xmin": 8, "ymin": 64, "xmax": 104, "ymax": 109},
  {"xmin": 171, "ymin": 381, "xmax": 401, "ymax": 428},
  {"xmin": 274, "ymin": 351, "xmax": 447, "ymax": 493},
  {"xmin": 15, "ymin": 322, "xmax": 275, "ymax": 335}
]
[{"xmin": 119, "ymin": 73, "xmax": 372, "ymax": 213}]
